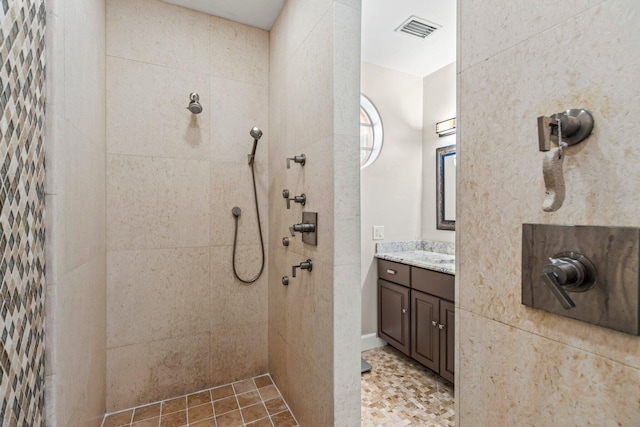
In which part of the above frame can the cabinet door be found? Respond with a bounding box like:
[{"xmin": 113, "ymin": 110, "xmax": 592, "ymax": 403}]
[
  {"xmin": 439, "ymin": 300, "xmax": 455, "ymax": 383},
  {"xmin": 411, "ymin": 290, "xmax": 440, "ymax": 373},
  {"xmin": 378, "ymin": 279, "xmax": 410, "ymax": 355}
]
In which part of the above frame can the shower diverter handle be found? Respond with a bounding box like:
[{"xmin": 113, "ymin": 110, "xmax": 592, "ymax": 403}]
[
  {"xmin": 540, "ymin": 254, "xmax": 596, "ymax": 310},
  {"xmin": 282, "ymin": 189, "xmax": 306, "ymax": 209},
  {"xmin": 292, "ymin": 259, "xmax": 313, "ymax": 278},
  {"xmin": 289, "ymin": 222, "xmax": 316, "ymax": 236},
  {"xmin": 286, "ymin": 154, "xmax": 306, "ymax": 169}
]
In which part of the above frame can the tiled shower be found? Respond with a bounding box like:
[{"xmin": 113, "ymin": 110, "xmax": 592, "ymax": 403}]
[{"xmin": 2, "ymin": 0, "xmax": 361, "ymax": 425}]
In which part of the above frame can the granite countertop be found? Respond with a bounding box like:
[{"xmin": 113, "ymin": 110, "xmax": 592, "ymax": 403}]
[{"xmin": 374, "ymin": 241, "xmax": 455, "ymax": 275}]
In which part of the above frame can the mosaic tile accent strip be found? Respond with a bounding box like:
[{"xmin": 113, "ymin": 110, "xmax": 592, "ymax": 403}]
[
  {"xmin": 101, "ymin": 374, "xmax": 299, "ymax": 427},
  {"xmin": 361, "ymin": 345, "xmax": 455, "ymax": 427},
  {"xmin": 0, "ymin": 0, "xmax": 47, "ymax": 425}
]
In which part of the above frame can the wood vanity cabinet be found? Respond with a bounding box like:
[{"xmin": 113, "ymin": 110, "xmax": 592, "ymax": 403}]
[
  {"xmin": 378, "ymin": 260, "xmax": 411, "ymax": 355},
  {"xmin": 378, "ymin": 259, "xmax": 455, "ymax": 383}
]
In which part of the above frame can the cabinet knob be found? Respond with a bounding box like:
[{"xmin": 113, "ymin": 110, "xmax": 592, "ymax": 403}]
[
  {"xmin": 438, "ymin": 324, "xmax": 445, "ymax": 330},
  {"xmin": 432, "ymin": 320, "xmax": 438, "ymax": 327},
  {"xmin": 402, "ymin": 308, "xmax": 408, "ymax": 314}
]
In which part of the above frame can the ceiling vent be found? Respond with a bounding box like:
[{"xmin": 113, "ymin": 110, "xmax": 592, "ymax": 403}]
[{"xmin": 395, "ymin": 15, "xmax": 441, "ymax": 39}]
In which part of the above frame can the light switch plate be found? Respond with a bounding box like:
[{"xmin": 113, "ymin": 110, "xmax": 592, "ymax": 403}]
[{"xmin": 373, "ymin": 226, "xmax": 384, "ymax": 240}]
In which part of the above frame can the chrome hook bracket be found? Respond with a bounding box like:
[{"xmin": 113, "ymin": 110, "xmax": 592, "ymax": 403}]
[{"xmin": 538, "ymin": 109, "xmax": 593, "ymax": 152}]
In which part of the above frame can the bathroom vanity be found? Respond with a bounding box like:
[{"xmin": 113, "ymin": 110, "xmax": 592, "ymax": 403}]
[{"xmin": 375, "ymin": 242, "xmax": 455, "ymax": 383}]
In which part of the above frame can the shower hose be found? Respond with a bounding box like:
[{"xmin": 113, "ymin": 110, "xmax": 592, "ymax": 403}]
[{"xmin": 231, "ymin": 160, "xmax": 265, "ymax": 283}]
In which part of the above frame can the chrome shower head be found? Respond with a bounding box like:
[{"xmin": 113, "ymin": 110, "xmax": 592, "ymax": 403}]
[
  {"xmin": 187, "ymin": 92, "xmax": 202, "ymax": 114},
  {"xmin": 250, "ymin": 127, "xmax": 263, "ymax": 141},
  {"xmin": 248, "ymin": 126, "xmax": 263, "ymax": 165}
]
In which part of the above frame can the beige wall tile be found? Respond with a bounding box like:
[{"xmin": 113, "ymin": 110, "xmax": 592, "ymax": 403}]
[
  {"xmin": 106, "ymin": 333, "xmax": 210, "ymax": 411},
  {"xmin": 333, "ymin": 2, "xmax": 361, "ymax": 138},
  {"xmin": 106, "ymin": 155, "xmax": 210, "ymax": 250},
  {"xmin": 45, "ymin": 11, "xmax": 64, "ymax": 109},
  {"xmin": 63, "ymin": 123, "xmax": 106, "ymax": 273},
  {"xmin": 45, "ymin": 0, "xmax": 107, "ymax": 425},
  {"xmin": 209, "ymin": 245, "xmax": 268, "ymax": 328},
  {"xmin": 286, "ymin": 351, "xmax": 333, "ymax": 427},
  {"xmin": 332, "ymin": 264, "xmax": 361, "ymax": 398},
  {"xmin": 459, "ymin": 0, "xmax": 603, "ymax": 71},
  {"xmin": 210, "ymin": 77, "xmax": 268, "ymax": 163},
  {"xmin": 286, "ymin": 17, "xmax": 334, "ymax": 147},
  {"xmin": 107, "ymin": 247, "xmax": 210, "ymax": 348},
  {"xmin": 458, "ymin": 0, "xmax": 640, "ymax": 364},
  {"xmin": 209, "ymin": 15, "xmax": 269, "ymax": 86},
  {"xmin": 49, "ymin": 256, "xmax": 107, "ymax": 426},
  {"xmin": 106, "ymin": 0, "xmax": 210, "ymax": 72},
  {"xmin": 458, "ymin": 0, "xmax": 640, "ymax": 423},
  {"xmin": 106, "ymin": 56, "xmax": 210, "ymax": 159},
  {"xmin": 209, "ymin": 323, "xmax": 268, "ymax": 386},
  {"xmin": 458, "ymin": 310, "xmax": 640, "ymax": 425},
  {"xmin": 64, "ymin": 0, "xmax": 106, "ymax": 147},
  {"xmin": 210, "ymin": 161, "xmax": 269, "ymax": 247},
  {"xmin": 105, "ymin": 0, "xmax": 270, "ymax": 409},
  {"xmin": 268, "ymin": 2, "xmax": 361, "ymax": 424}
]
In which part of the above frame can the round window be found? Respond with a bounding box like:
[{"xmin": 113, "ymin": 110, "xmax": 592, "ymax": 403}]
[{"xmin": 360, "ymin": 94, "xmax": 383, "ymax": 169}]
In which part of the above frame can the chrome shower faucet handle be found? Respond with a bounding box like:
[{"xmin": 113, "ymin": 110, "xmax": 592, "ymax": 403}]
[
  {"xmin": 286, "ymin": 154, "xmax": 306, "ymax": 168},
  {"xmin": 282, "ymin": 189, "xmax": 306, "ymax": 209}
]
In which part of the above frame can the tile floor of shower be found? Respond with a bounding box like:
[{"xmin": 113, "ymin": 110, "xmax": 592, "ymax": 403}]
[{"xmin": 102, "ymin": 345, "xmax": 454, "ymax": 427}]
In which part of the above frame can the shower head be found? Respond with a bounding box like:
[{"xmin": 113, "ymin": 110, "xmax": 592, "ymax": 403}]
[
  {"xmin": 187, "ymin": 92, "xmax": 202, "ymax": 114},
  {"xmin": 250, "ymin": 127, "xmax": 263, "ymax": 141},
  {"xmin": 248, "ymin": 126, "xmax": 263, "ymax": 165}
]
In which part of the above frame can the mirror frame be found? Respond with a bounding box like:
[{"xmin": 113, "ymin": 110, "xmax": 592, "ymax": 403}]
[{"xmin": 436, "ymin": 144, "xmax": 456, "ymax": 231}]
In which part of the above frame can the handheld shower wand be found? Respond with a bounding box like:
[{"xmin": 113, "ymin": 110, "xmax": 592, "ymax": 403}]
[
  {"xmin": 232, "ymin": 127, "xmax": 266, "ymax": 284},
  {"xmin": 248, "ymin": 127, "xmax": 263, "ymax": 165}
]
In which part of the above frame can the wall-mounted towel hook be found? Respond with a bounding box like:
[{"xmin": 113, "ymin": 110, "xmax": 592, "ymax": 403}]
[{"xmin": 537, "ymin": 109, "xmax": 594, "ymax": 212}]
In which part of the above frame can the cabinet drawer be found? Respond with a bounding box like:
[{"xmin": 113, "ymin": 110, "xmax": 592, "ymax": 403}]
[
  {"xmin": 378, "ymin": 259, "xmax": 410, "ymax": 287},
  {"xmin": 412, "ymin": 267, "xmax": 454, "ymax": 301}
]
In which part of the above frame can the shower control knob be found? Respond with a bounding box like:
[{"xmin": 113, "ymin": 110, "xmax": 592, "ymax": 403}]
[
  {"xmin": 286, "ymin": 154, "xmax": 306, "ymax": 169},
  {"xmin": 282, "ymin": 189, "xmax": 306, "ymax": 209},
  {"xmin": 289, "ymin": 222, "xmax": 316, "ymax": 236},
  {"xmin": 282, "ymin": 276, "xmax": 289, "ymax": 286},
  {"xmin": 282, "ymin": 237, "xmax": 290, "ymax": 247},
  {"xmin": 292, "ymin": 259, "xmax": 313, "ymax": 278},
  {"xmin": 540, "ymin": 252, "xmax": 597, "ymax": 310}
]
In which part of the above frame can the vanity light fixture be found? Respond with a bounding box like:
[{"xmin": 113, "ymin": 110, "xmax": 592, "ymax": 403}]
[{"xmin": 436, "ymin": 117, "xmax": 456, "ymax": 137}]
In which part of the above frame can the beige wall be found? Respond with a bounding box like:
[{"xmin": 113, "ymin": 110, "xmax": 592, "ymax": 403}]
[
  {"xmin": 458, "ymin": 1, "xmax": 640, "ymax": 424},
  {"xmin": 422, "ymin": 62, "xmax": 456, "ymax": 244},
  {"xmin": 105, "ymin": 0, "xmax": 269, "ymax": 410},
  {"xmin": 360, "ymin": 62, "xmax": 423, "ymax": 337},
  {"xmin": 45, "ymin": 0, "xmax": 107, "ymax": 425},
  {"xmin": 268, "ymin": 0, "xmax": 362, "ymax": 424}
]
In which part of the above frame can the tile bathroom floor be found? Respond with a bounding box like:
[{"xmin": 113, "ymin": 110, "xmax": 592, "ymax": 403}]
[
  {"xmin": 361, "ymin": 345, "xmax": 455, "ymax": 427},
  {"xmin": 102, "ymin": 374, "xmax": 298, "ymax": 427},
  {"xmin": 103, "ymin": 346, "xmax": 452, "ymax": 427}
]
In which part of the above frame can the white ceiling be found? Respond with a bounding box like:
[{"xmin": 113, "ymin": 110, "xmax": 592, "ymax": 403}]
[
  {"xmin": 161, "ymin": 0, "xmax": 285, "ymax": 31},
  {"xmin": 361, "ymin": 0, "xmax": 456, "ymax": 77},
  {"xmin": 161, "ymin": 0, "xmax": 455, "ymax": 77}
]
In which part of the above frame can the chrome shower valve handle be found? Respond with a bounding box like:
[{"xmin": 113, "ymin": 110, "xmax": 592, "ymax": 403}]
[
  {"xmin": 540, "ymin": 252, "xmax": 597, "ymax": 310},
  {"xmin": 292, "ymin": 259, "xmax": 313, "ymax": 278},
  {"xmin": 282, "ymin": 189, "xmax": 306, "ymax": 209},
  {"xmin": 286, "ymin": 154, "xmax": 306, "ymax": 168}
]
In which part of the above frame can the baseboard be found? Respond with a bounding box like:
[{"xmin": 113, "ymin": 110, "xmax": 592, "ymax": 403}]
[{"xmin": 361, "ymin": 333, "xmax": 387, "ymax": 352}]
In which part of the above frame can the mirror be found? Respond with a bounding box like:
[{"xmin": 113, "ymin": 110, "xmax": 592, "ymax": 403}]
[{"xmin": 436, "ymin": 144, "xmax": 456, "ymax": 230}]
